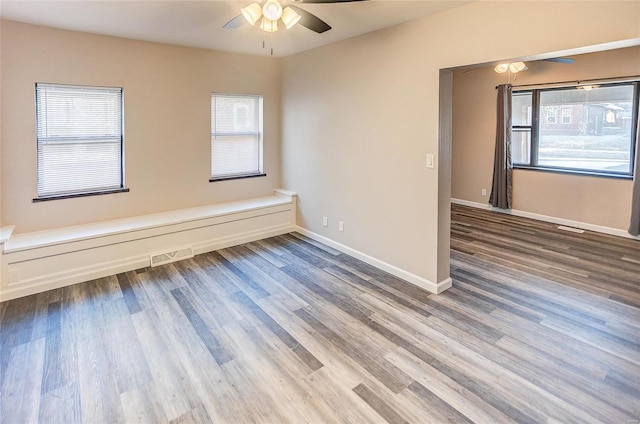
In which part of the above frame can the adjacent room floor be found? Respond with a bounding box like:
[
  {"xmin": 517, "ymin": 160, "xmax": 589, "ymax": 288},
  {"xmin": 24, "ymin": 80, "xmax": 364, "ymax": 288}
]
[{"xmin": 1, "ymin": 206, "xmax": 639, "ymax": 423}]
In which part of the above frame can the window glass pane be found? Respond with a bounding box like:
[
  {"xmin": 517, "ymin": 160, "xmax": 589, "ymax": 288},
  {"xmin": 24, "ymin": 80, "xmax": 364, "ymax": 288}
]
[
  {"xmin": 538, "ymin": 85, "xmax": 634, "ymax": 174},
  {"xmin": 512, "ymin": 129, "xmax": 531, "ymax": 165},
  {"xmin": 512, "ymin": 92, "xmax": 532, "ymax": 126},
  {"xmin": 211, "ymin": 136, "xmax": 260, "ymax": 177},
  {"xmin": 38, "ymin": 142, "xmax": 122, "ymax": 196},
  {"xmin": 211, "ymin": 93, "xmax": 262, "ymax": 178},
  {"xmin": 36, "ymin": 83, "xmax": 123, "ymax": 197},
  {"xmin": 36, "ymin": 85, "xmax": 122, "ymax": 139}
]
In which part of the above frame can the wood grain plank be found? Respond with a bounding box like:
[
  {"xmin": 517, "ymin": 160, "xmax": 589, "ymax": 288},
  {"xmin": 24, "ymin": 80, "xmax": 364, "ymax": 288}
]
[
  {"xmin": 1, "ymin": 337, "xmax": 45, "ymax": 424},
  {"xmin": 1, "ymin": 214, "xmax": 638, "ymax": 423},
  {"xmin": 232, "ymin": 290, "xmax": 323, "ymax": 372},
  {"xmin": 117, "ymin": 272, "xmax": 143, "ymax": 314},
  {"xmin": 352, "ymin": 383, "xmax": 409, "ymax": 424},
  {"xmin": 131, "ymin": 310, "xmax": 202, "ymax": 421},
  {"xmin": 170, "ymin": 287, "xmax": 233, "ymax": 366},
  {"xmin": 120, "ymin": 384, "xmax": 169, "ymax": 424},
  {"xmin": 294, "ymin": 307, "xmax": 412, "ymax": 394}
]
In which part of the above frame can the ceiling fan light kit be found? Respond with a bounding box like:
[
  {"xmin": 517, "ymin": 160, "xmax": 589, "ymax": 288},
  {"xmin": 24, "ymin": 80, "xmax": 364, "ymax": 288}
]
[
  {"xmin": 241, "ymin": 3, "xmax": 263, "ymax": 26},
  {"xmin": 226, "ymin": 0, "xmax": 368, "ymax": 37},
  {"xmin": 241, "ymin": 0, "xmax": 300, "ymax": 32},
  {"xmin": 494, "ymin": 62, "xmax": 528, "ymax": 74},
  {"xmin": 493, "ymin": 58, "xmax": 574, "ymax": 75},
  {"xmin": 493, "ymin": 63, "xmax": 510, "ymax": 74},
  {"xmin": 260, "ymin": 17, "xmax": 278, "ymax": 32},
  {"xmin": 509, "ymin": 62, "xmax": 528, "ymax": 73},
  {"xmin": 263, "ymin": 0, "xmax": 283, "ymax": 20},
  {"xmin": 282, "ymin": 7, "xmax": 302, "ymax": 29}
]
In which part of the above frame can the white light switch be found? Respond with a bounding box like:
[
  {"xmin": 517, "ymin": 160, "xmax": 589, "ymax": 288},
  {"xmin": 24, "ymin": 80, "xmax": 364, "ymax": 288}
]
[
  {"xmin": 322, "ymin": 216, "xmax": 328, "ymax": 227},
  {"xmin": 426, "ymin": 154, "xmax": 435, "ymax": 169},
  {"xmin": 338, "ymin": 221, "xmax": 344, "ymax": 232}
]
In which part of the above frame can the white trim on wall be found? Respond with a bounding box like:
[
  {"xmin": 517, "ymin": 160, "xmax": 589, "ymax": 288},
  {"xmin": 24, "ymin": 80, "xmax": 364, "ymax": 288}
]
[
  {"xmin": 294, "ymin": 226, "xmax": 452, "ymax": 294},
  {"xmin": 451, "ymin": 198, "xmax": 640, "ymax": 241},
  {"xmin": 1, "ymin": 190, "xmax": 298, "ymax": 302}
]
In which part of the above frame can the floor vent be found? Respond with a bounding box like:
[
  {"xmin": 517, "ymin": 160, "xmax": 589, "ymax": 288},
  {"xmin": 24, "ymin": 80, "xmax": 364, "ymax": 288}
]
[
  {"xmin": 557, "ymin": 225, "xmax": 585, "ymax": 234},
  {"xmin": 150, "ymin": 247, "xmax": 194, "ymax": 267}
]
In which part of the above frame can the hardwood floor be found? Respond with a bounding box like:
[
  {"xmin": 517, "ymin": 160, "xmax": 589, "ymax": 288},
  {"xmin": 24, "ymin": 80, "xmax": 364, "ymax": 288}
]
[
  {"xmin": 451, "ymin": 203, "xmax": 640, "ymax": 307},
  {"xmin": 1, "ymin": 209, "xmax": 639, "ymax": 423}
]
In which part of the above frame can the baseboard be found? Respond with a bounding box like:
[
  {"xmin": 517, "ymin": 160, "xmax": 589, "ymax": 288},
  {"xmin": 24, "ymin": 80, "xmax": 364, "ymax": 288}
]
[
  {"xmin": 451, "ymin": 198, "xmax": 640, "ymax": 241},
  {"xmin": 294, "ymin": 226, "xmax": 452, "ymax": 294}
]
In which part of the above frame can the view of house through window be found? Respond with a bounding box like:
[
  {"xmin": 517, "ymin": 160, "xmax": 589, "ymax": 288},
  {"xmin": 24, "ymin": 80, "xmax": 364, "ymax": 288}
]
[
  {"xmin": 211, "ymin": 93, "xmax": 263, "ymax": 180},
  {"xmin": 512, "ymin": 82, "xmax": 638, "ymax": 177}
]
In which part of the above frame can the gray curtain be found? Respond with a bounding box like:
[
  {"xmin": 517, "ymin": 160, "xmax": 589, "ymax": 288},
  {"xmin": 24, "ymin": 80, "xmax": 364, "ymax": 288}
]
[
  {"xmin": 489, "ymin": 84, "xmax": 513, "ymax": 209},
  {"xmin": 629, "ymin": 121, "xmax": 640, "ymax": 236}
]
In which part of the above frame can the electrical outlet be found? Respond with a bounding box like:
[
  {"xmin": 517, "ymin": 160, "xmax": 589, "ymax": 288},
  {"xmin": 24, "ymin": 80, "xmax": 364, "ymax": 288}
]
[
  {"xmin": 482, "ymin": 188, "xmax": 487, "ymax": 196},
  {"xmin": 322, "ymin": 216, "xmax": 328, "ymax": 227},
  {"xmin": 338, "ymin": 221, "xmax": 344, "ymax": 232}
]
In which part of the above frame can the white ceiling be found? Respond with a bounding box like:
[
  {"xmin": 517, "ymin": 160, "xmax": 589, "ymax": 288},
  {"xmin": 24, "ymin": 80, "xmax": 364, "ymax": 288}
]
[{"xmin": 0, "ymin": 0, "xmax": 470, "ymax": 57}]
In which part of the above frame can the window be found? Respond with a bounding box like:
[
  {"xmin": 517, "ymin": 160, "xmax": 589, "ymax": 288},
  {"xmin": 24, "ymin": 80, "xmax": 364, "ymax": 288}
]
[
  {"xmin": 210, "ymin": 93, "xmax": 264, "ymax": 181},
  {"xmin": 512, "ymin": 91, "xmax": 533, "ymax": 165},
  {"xmin": 35, "ymin": 83, "xmax": 125, "ymax": 199},
  {"xmin": 512, "ymin": 82, "xmax": 639, "ymax": 177}
]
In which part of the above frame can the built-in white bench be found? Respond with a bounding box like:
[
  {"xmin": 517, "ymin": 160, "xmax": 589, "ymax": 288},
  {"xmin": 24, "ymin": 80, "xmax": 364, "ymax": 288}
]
[{"xmin": 0, "ymin": 189, "xmax": 297, "ymax": 301}]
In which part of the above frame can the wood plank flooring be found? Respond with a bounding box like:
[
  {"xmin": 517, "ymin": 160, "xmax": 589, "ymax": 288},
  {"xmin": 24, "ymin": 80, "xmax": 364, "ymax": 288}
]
[
  {"xmin": 451, "ymin": 203, "xmax": 640, "ymax": 307},
  {"xmin": 1, "ymin": 210, "xmax": 639, "ymax": 423}
]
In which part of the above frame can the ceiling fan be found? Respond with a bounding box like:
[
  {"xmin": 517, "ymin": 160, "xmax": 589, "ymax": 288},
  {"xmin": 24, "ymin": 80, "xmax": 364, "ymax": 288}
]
[
  {"xmin": 543, "ymin": 57, "xmax": 575, "ymax": 64},
  {"xmin": 223, "ymin": 0, "xmax": 367, "ymax": 34},
  {"xmin": 493, "ymin": 57, "xmax": 575, "ymax": 74}
]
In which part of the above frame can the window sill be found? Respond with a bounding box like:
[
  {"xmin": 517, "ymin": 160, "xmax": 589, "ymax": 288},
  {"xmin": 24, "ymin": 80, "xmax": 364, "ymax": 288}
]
[
  {"xmin": 33, "ymin": 188, "xmax": 130, "ymax": 203},
  {"xmin": 513, "ymin": 165, "xmax": 633, "ymax": 180},
  {"xmin": 209, "ymin": 173, "xmax": 266, "ymax": 183}
]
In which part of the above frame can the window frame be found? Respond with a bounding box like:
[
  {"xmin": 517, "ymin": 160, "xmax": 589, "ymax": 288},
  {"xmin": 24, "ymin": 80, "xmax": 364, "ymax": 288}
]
[
  {"xmin": 209, "ymin": 92, "xmax": 266, "ymax": 182},
  {"xmin": 512, "ymin": 81, "xmax": 639, "ymax": 179},
  {"xmin": 33, "ymin": 82, "xmax": 128, "ymax": 202}
]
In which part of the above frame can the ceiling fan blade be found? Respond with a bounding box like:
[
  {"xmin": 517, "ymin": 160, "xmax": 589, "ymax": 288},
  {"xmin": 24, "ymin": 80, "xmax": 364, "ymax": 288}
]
[
  {"xmin": 543, "ymin": 57, "xmax": 575, "ymax": 64},
  {"xmin": 223, "ymin": 14, "xmax": 246, "ymax": 29},
  {"xmin": 294, "ymin": 0, "xmax": 368, "ymax": 2},
  {"xmin": 289, "ymin": 5, "xmax": 331, "ymax": 33}
]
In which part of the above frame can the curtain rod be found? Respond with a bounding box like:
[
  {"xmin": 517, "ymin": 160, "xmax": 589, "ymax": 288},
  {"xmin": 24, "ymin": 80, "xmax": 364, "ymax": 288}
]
[{"xmin": 495, "ymin": 74, "xmax": 640, "ymax": 90}]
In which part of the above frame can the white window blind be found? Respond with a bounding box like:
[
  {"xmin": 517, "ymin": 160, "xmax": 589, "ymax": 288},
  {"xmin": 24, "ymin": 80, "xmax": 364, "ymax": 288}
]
[
  {"xmin": 36, "ymin": 83, "xmax": 123, "ymax": 198},
  {"xmin": 211, "ymin": 93, "xmax": 263, "ymax": 179}
]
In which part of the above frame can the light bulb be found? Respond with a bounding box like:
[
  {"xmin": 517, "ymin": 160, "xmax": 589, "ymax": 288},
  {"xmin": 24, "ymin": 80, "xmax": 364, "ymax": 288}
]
[
  {"xmin": 509, "ymin": 62, "xmax": 528, "ymax": 73},
  {"xmin": 494, "ymin": 64, "xmax": 509, "ymax": 74},
  {"xmin": 262, "ymin": 0, "xmax": 283, "ymax": 21}
]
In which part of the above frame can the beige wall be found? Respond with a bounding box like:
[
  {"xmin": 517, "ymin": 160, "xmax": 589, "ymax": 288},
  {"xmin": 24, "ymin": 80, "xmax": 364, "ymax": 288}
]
[
  {"xmin": 282, "ymin": 1, "xmax": 640, "ymax": 286},
  {"xmin": 1, "ymin": 20, "xmax": 281, "ymax": 233},
  {"xmin": 2, "ymin": 1, "xmax": 640, "ymax": 287},
  {"xmin": 452, "ymin": 46, "xmax": 640, "ymax": 230}
]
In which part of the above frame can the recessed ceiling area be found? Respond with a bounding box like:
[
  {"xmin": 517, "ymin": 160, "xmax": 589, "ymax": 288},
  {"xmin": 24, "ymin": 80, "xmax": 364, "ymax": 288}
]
[{"xmin": 0, "ymin": 0, "xmax": 471, "ymax": 57}]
